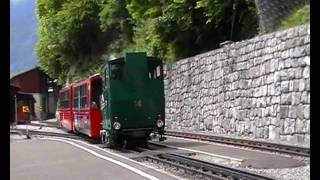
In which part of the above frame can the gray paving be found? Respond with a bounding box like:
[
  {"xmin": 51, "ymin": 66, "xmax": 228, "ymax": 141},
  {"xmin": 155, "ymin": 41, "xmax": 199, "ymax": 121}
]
[
  {"xmin": 159, "ymin": 137, "xmax": 305, "ymax": 169},
  {"xmin": 10, "ymin": 138, "xmax": 179, "ymax": 180}
]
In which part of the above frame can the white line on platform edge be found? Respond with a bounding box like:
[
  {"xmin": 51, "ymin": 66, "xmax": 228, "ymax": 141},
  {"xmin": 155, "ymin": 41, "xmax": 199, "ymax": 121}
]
[{"xmin": 41, "ymin": 137, "xmax": 160, "ymax": 180}]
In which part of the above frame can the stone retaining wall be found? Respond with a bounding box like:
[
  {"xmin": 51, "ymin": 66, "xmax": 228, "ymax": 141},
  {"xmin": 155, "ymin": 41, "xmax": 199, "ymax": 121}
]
[{"xmin": 164, "ymin": 24, "xmax": 310, "ymax": 146}]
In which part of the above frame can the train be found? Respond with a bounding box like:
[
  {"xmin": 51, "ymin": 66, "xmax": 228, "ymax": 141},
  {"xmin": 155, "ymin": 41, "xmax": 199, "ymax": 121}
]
[{"xmin": 57, "ymin": 52, "xmax": 166, "ymax": 148}]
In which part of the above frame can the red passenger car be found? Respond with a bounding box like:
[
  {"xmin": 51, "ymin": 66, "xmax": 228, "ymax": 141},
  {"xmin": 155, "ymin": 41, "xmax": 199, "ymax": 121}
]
[
  {"xmin": 58, "ymin": 74, "xmax": 103, "ymax": 139},
  {"xmin": 58, "ymin": 85, "xmax": 73, "ymax": 131}
]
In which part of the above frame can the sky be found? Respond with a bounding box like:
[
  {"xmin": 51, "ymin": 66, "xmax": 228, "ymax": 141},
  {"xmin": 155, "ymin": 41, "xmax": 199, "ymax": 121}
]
[
  {"xmin": 10, "ymin": 0, "xmax": 27, "ymax": 5},
  {"xmin": 10, "ymin": 0, "xmax": 38, "ymax": 75}
]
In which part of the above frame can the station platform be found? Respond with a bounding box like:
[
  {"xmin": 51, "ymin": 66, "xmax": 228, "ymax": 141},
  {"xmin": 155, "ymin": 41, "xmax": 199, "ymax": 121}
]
[{"xmin": 11, "ymin": 138, "xmax": 180, "ymax": 180}]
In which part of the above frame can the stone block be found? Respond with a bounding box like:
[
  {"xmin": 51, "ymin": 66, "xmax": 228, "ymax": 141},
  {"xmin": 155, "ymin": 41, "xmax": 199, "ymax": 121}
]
[
  {"xmin": 274, "ymin": 71, "xmax": 281, "ymax": 82},
  {"xmin": 264, "ymin": 126, "xmax": 269, "ymax": 138},
  {"xmin": 287, "ymin": 135, "xmax": 298, "ymax": 144},
  {"xmin": 304, "ymin": 105, "xmax": 310, "ymax": 119},
  {"xmin": 305, "ymin": 122, "xmax": 310, "ymax": 134},
  {"xmin": 292, "ymin": 92, "xmax": 301, "ymax": 105},
  {"xmin": 295, "ymin": 119, "xmax": 306, "ymax": 133},
  {"xmin": 271, "ymin": 117, "xmax": 280, "ymax": 126},
  {"xmin": 296, "ymin": 105, "xmax": 304, "ymax": 119},
  {"xmin": 303, "ymin": 66, "xmax": 310, "ymax": 78},
  {"xmin": 280, "ymin": 105, "xmax": 289, "ymax": 118},
  {"xmin": 269, "ymin": 125, "xmax": 280, "ymax": 140},
  {"xmin": 278, "ymin": 59, "xmax": 285, "ymax": 70},
  {"xmin": 292, "ymin": 80, "xmax": 300, "ymax": 92},
  {"xmin": 301, "ymin": 91, "xmax": 308, "ymax": 104},
  {"xmin": 288, "ymin": 106, "xmax": 297, "ymax": 118},
  {"xmin": 271, "ymin": 96, "xmax": 280, "ymax": 105},
  {"xmin": 304, "ymin": 56, "xmax": 310, "ymax": 66},
  {"xmin": 270, "ymin": 59, "xmax": 278, "ymax": 72},
  {"xmin": 284, "ymin": 118, "xmax": 295, "ymax": 134},
  {"xmin": 292, "ymin": 47, "xmax": 306, "ymax": 58},
  {"xmin": 294, "ymin": 67, "xmax": 303, "ymax": 78},
  {"xmin": 281, "ymin": 50, "xmax": 290, "ymax": 59},
  {"xmin": 280, "ymin": 70, "xmax": 290, "ymax": 81},
  {"xmin": 281, "ymin": 94, "xmax": 292, "ymax": 105},
  {"xmin": 280, "ymin": 81, "xmax": 289, "ymax": 93},
  {"xmin": 288, "ymin": 68, "xmax": 296, "ymax": 80},
  {"xmin": 299, "ymin": 79, "xmax": 305, "ymax": 91},
  {"xmin": 296, "ymin": 134, "xmax": 305, "ymax": 144},
  {"xmin": 305, "ymin": 79, "xmax": 310, "ymax": 91},
  {"xmin": 274, "ymin": 84, "xmax": 280, "ymax": 95},
  {"xmin": 305, "ymin": 134, "xmax": 310, "ymax": 144},
  {"xmin": 280, "ymin": 135, "xmax": 287, "ymax": 141}
]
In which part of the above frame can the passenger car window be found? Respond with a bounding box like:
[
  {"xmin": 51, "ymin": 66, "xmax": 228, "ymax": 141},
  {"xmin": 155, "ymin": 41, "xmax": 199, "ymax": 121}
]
[
  {"xmin": 73, "ymin": 87, "xmax": 80, "ymax": 108},
  {"xmin": 59, "ymin": 91, "xmax": 69, "ymax": 108},
  {"xmin": 80, "ymin": 84, "xmax": 87, "ymax": 108}
]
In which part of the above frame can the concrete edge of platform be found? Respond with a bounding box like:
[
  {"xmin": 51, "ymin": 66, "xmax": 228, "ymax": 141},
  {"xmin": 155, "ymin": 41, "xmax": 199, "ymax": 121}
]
[{"xmin": 150, "ymin": 141, "xmax": 244, "ymax": 163}]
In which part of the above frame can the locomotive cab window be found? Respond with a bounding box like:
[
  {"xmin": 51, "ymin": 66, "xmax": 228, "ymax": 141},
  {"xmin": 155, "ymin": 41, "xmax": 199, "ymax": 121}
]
[
  {"xmin": 110, "ymin": 64, "xmax": 124, "ymax": 80},
  {"xmin": 148, "ymin": 63, "xmax": 163, "ymax": 80},
  {"xmin": 104, "ymin": 65, "xmax": 110, "ymax": 88}
]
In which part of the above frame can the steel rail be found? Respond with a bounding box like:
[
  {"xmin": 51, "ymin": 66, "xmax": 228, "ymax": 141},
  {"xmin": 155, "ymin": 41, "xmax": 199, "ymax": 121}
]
[
  {"xmin": 144, "ymin": 153, "xmax": 274, "ymax": 180},
  {"xmin": 29, "ymin": 123, "xmax": 58, "ymax": 128},
  {"xmin": 10, "ymin": 129, "xmax": 82, "ymax": 140},
  {"xmin": 165, "ymin": 131, "xmax": 310, "ymax": 157}
]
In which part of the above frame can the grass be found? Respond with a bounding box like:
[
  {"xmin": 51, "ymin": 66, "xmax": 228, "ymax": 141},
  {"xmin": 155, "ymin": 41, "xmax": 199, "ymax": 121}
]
[{"xmin": 275, "ymin": 4, "xmax": 310, "ymax": 31}]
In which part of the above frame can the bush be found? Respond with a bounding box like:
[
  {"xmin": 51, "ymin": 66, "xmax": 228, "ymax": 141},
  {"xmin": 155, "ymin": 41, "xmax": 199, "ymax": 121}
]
[{"xmin": 276, "ymin": 4, "xmax": 310, "ymax": 30}]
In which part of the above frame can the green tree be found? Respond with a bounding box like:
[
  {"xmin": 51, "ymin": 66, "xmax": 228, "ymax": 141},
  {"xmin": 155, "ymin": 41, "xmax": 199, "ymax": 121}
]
[
  {"xmin": 127, "ymin": 0, "xmax": 258, "ymax": 62},
  {"xmin": 36, "ymin": 0, "xmax": 258, "ymax": 83},
  {"xmin": 36, "ymin": 0, "xmax": 109, "ymax": 84}
]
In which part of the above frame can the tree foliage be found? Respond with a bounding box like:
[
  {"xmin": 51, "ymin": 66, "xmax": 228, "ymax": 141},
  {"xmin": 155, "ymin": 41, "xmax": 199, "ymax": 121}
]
[
  {"xmin": 36, "ymin": 0, "xmax": 109, "ymax": 84},
  {"xmin": 36, "ymin": 0, "xmax": 258, "ymax": 83}
]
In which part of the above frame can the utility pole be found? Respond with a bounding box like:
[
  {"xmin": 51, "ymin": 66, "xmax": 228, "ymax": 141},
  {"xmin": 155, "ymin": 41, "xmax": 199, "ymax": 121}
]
[
  {"xmin": 26, "ymin": 112, "xmax": 31, "ymax": 139},
  {"xmin": 14, "ymin": 95, "xmax": 18, "ymax": 129},
  {"xmin": 39, "ymin": 105, "xmax": 43, "ymax": 129}
]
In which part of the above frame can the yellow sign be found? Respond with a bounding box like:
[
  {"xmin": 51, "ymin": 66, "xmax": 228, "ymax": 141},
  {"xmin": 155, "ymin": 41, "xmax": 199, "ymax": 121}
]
[{"xmin": 22, "ymin": 106, "xmax": 30, "ymax": 113}]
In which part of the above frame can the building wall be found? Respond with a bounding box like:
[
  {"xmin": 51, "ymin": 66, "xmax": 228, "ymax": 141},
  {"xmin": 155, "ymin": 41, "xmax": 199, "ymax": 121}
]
[
  {"xmin": 33, "ymin": 93, "xmax": 48, "ymax": 120},
  {"xmin": 10, "ymin": 68, "xmax": 48, "ymax": 93},
  {"xmin": 11, "ymin": 68, "xmax": 59, "ymax": 120},
  {"xmin": 48, "ymin": 93, "xmax": 57, "ymax": 115},
  {"xmin": 164, "ymin": 24, "xmax": 310, "ymax": 146}
]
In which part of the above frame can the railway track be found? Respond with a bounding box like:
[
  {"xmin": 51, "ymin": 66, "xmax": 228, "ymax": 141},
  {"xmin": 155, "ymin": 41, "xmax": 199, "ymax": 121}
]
[
  {"xmin": 142, "ymin": 153, "xmax": 275, "ymax": 180},
  {"xmin": 165, "ymin": 130, "xmax": 310, "ymax": 157},
  {"xmin": 10, "ymin": 129, "xmax": 83, "ymax": 140},
  {"xmin": 29, "ymin": 122, "xmax": 58, "ymax": 128},
  {"xmin": 11, "ymin": 123, "xmax": 310, "ymax": 157}
]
